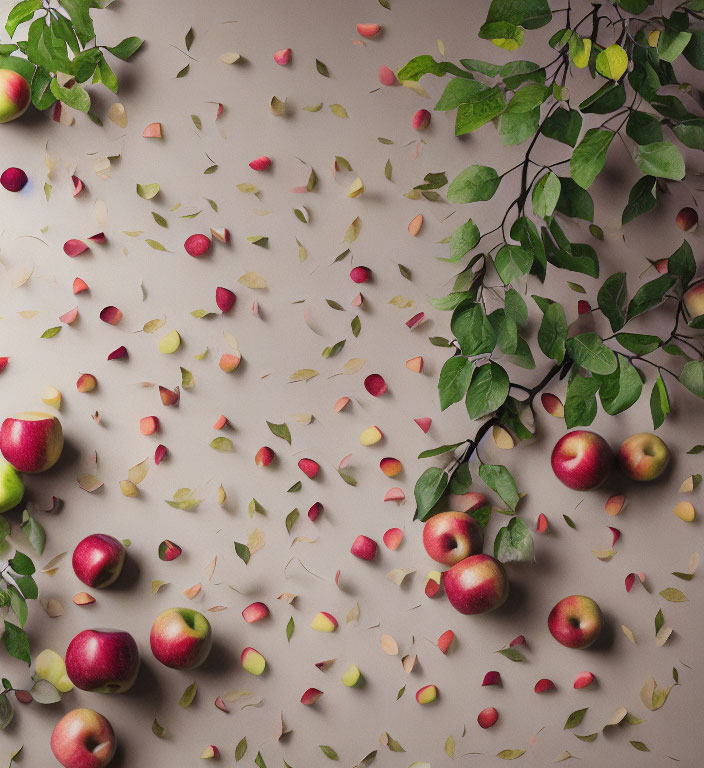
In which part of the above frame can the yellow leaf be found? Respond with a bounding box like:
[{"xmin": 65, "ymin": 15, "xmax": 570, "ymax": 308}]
[
  {"xmin": 596, "ymin": 44, "xmax": 628, "ymax": 80},
  {"xmin": 128, "ymin": 458, "xmax": 149, "ymax": 485},
  {"xmin": 238, "ymin": 271, "xmax": 267, "ymax": 289},
  {"xmin": 343, "ymin": 216, "xmax": 361, "ymax": 243},
  {"xmin": 330, "ymin": 103, "xmax": 348, "ymax": 118},
  {"xmin": 248, "ymin": 528, "xmax": 265, "ymax": 554}
]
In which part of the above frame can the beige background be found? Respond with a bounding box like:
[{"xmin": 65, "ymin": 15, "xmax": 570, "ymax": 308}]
[{"xmin": 0, "ymin": 0, "xmax": 702, "ymax": 765}]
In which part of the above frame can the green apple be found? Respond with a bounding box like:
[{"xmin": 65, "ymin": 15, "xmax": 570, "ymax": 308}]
[{"xmin": 0, "ymin": 458, "xmax": 23, "ymax": 513}]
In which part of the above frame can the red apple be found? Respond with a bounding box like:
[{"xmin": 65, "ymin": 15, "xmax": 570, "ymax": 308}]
[
  {"xmin": 422, "ymin": 510, "xmax": 483, "ymax": 566},
  {"xmin": 0, "ymin": 69, "xmax": 30, "ymax": 124},
  {"xmin": 443, "ymin": 554, "xmax": 508, "ymax": 615},
  {"xmin": 0, "ymin": 411, "xmax": 64, "ymax": 472},
  {"xmin": 65, "ymin": 629, "xmax": 139, "ymax": 693},
  {"xmin": 350, "ymin": 534, "xmax": 377, "ymax": 560},
  {"xmin": 548, "ymin": 595, "xmax": 603, "ymax": 649},
  {"xmin": 51, "ymin": 708, "xmax": 116, "ymax": 768},
  {"xmin": 618, "ymin": 432, "xmax": 669, "ymax": 481},
  {"xmin": 72, "ymin": 534, "xmax": 126, "ymax": 589},
  {"xmin": 550, "ymin": 430, "xmax": 613, "ymax": 491},
  {"xmin": 150, "ymin": 607, "xmax": 212, "ymax": 669},
  {"xmin": 675, "ymin": 206, "xmax": 698, "ymax": 232}
]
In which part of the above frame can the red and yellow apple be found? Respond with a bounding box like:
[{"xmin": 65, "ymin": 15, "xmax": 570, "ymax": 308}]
[
  {"xmin": 150, "ymin": 607, "xmax": 212, "ymax": 670},
  {"xmin": 0, "ymin": 69, "xmax": 30, "ymax": 124},
  {"xmin": 422, "ymin": 510, "xmax": 483, "ymax": 566},
  {"xmin": 548, "ymin": 595, "xmax": 603, "ymax": 649},
  {"xmin": 0, "ymin": 411, "xmax": 64, "ymax": 472},
  {"xmin": 65, "ymin": 629, "xmax": 140, "ymax": 693},
  {"xmin": 50, "ymin": 708, "xmax": 116, "ymax": 768},
  {"xmin": 72, "ymin": 534, "xmax": 126, "ymax": 589},
  {"xmin": 618, "ymin": 432, "xmax": 670, "ymax": 481},
  {"xmin": 550, "ymin": 430, "xmax": 613, "ymax": 491},
  {"xmin": 0, "ymin": 458, "xmax": 23, "ymax": 513},
  {"xmin": 443, "ymin": 554, "xmax": 509, "ymax": 615},
  {"xmin": 683, "ymin": 281, "xmax": 704, "ymax": 325}
]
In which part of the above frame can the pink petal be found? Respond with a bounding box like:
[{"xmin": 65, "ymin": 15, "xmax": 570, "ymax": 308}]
[
  {"xmin": 414, "ymin": 417, "xmax": 431, "ymax": 433},
  {"xmin": 59, "ymin": 307, "xmax": 79, "ymax": 325},
  {"xmin": 63, "ymin": 239, "xmax": 89, "ymax": 257}
]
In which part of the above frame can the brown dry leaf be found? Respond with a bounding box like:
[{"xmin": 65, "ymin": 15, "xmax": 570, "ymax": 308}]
[
  {"xmin": 208, "ymin": 605, "xmax": 227, "ymax": 612},
  {"xmin": 346, "ymin": 603, "xmax": 360, "ymax": 623},
  {"xmin": 271, "ymin": 96, "xmax": 287, "ymax": 116},
  {"xmin": 340, "ymin": 358, "xmax": 365, "ymax": 375},
  {"xmin": 143, "ymin": 318, "xmax": 166, "ymax": 334},
  {"xmin": 248, "ymin": 528, "xmax": 265, "ymax": 554},
  {"xmin": 73, "ymin": 592, "xmax": 95, "ymax": 605},
  {"xmin": 41, "ymin": 553, "xmax": 66, "ymax": 574},
  {"xmin": 220, "ymin": 52, "xmax": 241, "ymax": 64},
  {"xmin": 604, "ymin": 706, "xmax": 628, "ymax": 727},
  {"xmin": 343, "ymin": 217, "xmax": 361, "ymax": 243},
  {"xmin": 78, "ymin": 474, "xmax": 103, "ymax": 492},
  {"xmin": 388, "ymin": 295, "xmax": 414, "ymax": 308},
  {"xmin": 289, "ymin": 369, "xmax": 319, "ymax": 383},
  {"xmin": 289, "ymin": 536, "xmax": 318, "ymax": 547},
  {"xmin": 386, "ymin": 568, "xmax": 415, "ymax": 586},
  {"xmin": 655, "ymin": 625, "xmax": 673, "ymax": 647},
  {"xmin": 128, "ymin": 458, "xmax": 149, "ymax": 485},
  {"xmin": 18, "ymin": 310, "xmax": 38, "ymax": 319},
  {"xmin": 380, "ymin": 634, "xmax": 399, "ymax": 655},
  {"xmin": 221, "ymin": 689, "xmax": 251, "ymax": 702},
  {"xmin": 401, "ymin": 654, "xmax": 417, "ymax": 673}
]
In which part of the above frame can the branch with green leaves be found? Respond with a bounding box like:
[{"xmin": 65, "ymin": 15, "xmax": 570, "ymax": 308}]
[
  {"xmin": 1, "ymin": 0, "xmax": 142, "ymax": 118},
  {"xmin": 405, "ymin": 0, "xmax": 704, "ymax": 563}
]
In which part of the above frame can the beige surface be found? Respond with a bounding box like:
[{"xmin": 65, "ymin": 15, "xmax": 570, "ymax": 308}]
[{"xmin": 0, "ymin": 0, "xmax": 702, "ymax": 766}]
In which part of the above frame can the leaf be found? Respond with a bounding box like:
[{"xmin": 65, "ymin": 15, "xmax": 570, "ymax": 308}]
[
  {"xmin": 20, "ymin": 511, "xmax": 45, "ymax": 554},
  {"xmin": 343, "ymin": 217, "xmax": 361, "ymax": 243},
  {"xmin": 565, "ymin": 333, "xmax": 617, "ymax": 375},
  {"xmin": 414, "ymin": 467, "xmax": 448, "ymax": 521},
  {"xmin": 466, "ymin": 362, "xmax": 509, "ymax": 420},
  {"xmin": 650, "ymin": 374, "xmax": 670, "ymax": 429},
  {"xmin": 234, "ymin": 542, "xmax": 250, "ymax": 565},
  {"xmin": 106, "ymin": 36, "xmax": 143, "ymax": 60},
  {"xmin": 497, "ymin": 647, "xmax": 526, "ymax": 662},
  {"xmin": 595, "ymin": 44, "xmax": 628, "ymax": 79},
  {"xmin": 3, "ymin": 621, "xmax": 30, "ymax": 664},
  {"xmin": 597, "ymin": 273, "xmax": 627, "ymax": 332},
  {"xmin": 532, "ymin": 171, "xmax": 560, "ymax": 218},
  {"xmin": 255, "ymin": 752, "xmax": 266, "ymax": 768},
  {"xmin": 564, "ymin": 708, "xmax": 588, "ymax": 729},
  {"xmin": 210, "ymin": 437, "xmax": 234, "ymax": 452},
  {"xmin": 659, "ymin": 588, "xmax": 687, "ymax": 602},
  {"xmin": 286, "ymin": 616, "xmax": 295, "ymax": 642},
  {"xmin": 285, "ymin": 509, "xmax": 299, "ymax": 535},
  {"xmin": 479, "ymin": 464, "xmax": 519, "ymax": 512},
  {"xmin": 538, "ymin": 302, "xmax": 567, "ymax": 363},
  {"xmin": 315, "ymin": 59, "xmax": 329, "ymax": 77},
  {"xmin": 634, "ymin": 141, "xmax": 685, "ymax": 180},
  {"xmin": 351, "ymin": 315, "xmax": 361, "ymax": 337},
  {"xmin": 680, "ymin": 361, "xmax": 704, "ymax": 398},
  {"xmin": 570, "ymin": 129, "xmax": 614, "ymax": 189},
  {"xmin": 179, "ymin": 681, "xmax": 197, "ymax": 708},
  {"xmin": 235, "ymin": 736, "xmax": 247, "ymax": 761},
  {"xmin": 494, "ymin": 517, "xmax": 534, "ymax": 563},
  {"xmin": 266, "ymin": 421, "xmax": 291, "ymax": 444},
  {"xmin": 564, "ymin": 375, "xmax": 599, "ymax": 428},
  {"xmin": 597, "ymin": 354, "xmax": 642, "ymax": 415},
  {"xmin": 319, "ymin": 746, "xmax": 339, "ymax": 760},
  {"xmin": 238, "ymin": 271, "xmax": 267, "ymax": 289},
  {"xmin": 136, "ymin": 182, "xmax": 160, "ymax": 200},
  {"xmin": 496, "ymin": 750, "xmax": 526, "ymax": 760},
  {"xmin": 330, "ymin": 104, "xmax": 348, "ymax": 118},
  {"xmin": 41, "ymin": 326, "xmax": 61, "ymax": 339},
  {"xmin": 494, "ymin": 245, "xmax": 532, "ymax": 284},
  {"xmin": 630, "ymin": 741, "xmax": 649, "ymax": 752},
  {"xmin": 447, "ymin": 165, "xmax": 501, "ymax": 203},
  {"xmin": 145, "ymin": 239, "xmax": 168, "ymax": 251},
  {"xmin": 438, "ymin": 357, "xmax": 474, "ymax": 411},
  {"xmin": 622, "ymin": 175, "xmax": 657, "ymax": 226},
  {"xmin": 541, "ymin": 107, "xmax": 582, "ymax": 147},
  {"xmin": 449, "ymin": 219, "xmax": 480, "ymax": 262}
]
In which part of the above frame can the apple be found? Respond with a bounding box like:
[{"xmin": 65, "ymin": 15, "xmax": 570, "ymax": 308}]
[
  {"xmin": 0, "ymin": 69, "xmax": 30, "ymax": 124},
  {"xmin": 0, "ymin": 458, "xmax": 23, "ymax": 513},
  {"xmin": 618, "ymin": 432, "xmax": 670, "ymax": 481},
  {"xmin": 72, "ymin": 534, "xmax": 126, "ymax": 588},
  {"xmin": 50, "ymin": 708, "xmax": 116, "ymax": 768},
  {"xmin": 422, "ymin": 510, "xmax": 483, "ymax": 566},
  {"xmin": 150, "ymin": 607, "xmax": 212, "ymax": 670},
  {"xmin": 443, "ymin": 554, "xmax": 508, "ymax": 615},
  {"xmin": 65, "ymin": 629, "xmax": 140, "ymax": 693},
  {"xmin": 548, "ymin": 595, "xmax": 603, "ymax": 649},
  {"xmin": 683, "ymin": 281, "xmax": 704, "ymax": 324},
  {"xmin": 35, "ymin": 648, "xmax": 74, "ymax": 692},
  {"xmin": 676, "ymin": 206, "xmax": 698, "ymax": 232},
  {"xmin": 550, "ymin": 430, "xmax": 613, "ymax": 491},
  {"xmin": 350, "ymin": 534, "xmax": 377, "ymax": 560},
  {"xmin": 0, "ymin": 411, "xmax": 64, "ymax": 473}
]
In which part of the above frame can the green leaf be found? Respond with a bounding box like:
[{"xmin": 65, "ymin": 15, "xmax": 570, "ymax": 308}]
[
  {"xmin": 505, "ymin": 83, "xmax": 550, "ymax": 113},
  {"xmin": 449, "ymin": 462, "xmax": 472, "ymax": 494},
  {"xmin": 438, "ymin": 357, "xmax": 474, "ymax": 411},
  {"xmin": 5, "ymin": 0, "xmax": 42, "ymax": 38},
  {"xmin": 630, "ymin": 741, "xmax": 650, "ymax": 752},
  {"xmin": 178, "ymin": 681, "xmax": 197, "ymax": 708},
  {"xmin": 397, "ymin": 55, "xmax": 473, "ymax": 81},
  {"xmin": 542, "ymin": 227, "xmax": 599, "ymax": 278},
  {"xmin": 498, "ymin": 105, "xmax": 539, "ymax": 146},
  {"xmin": 8, "ymin": 552, "xmax": 34, "ymax": 576},
  {"xmin": 209, "ymin": 436, "xmax": 234, "ymax": 452},
  {"xmin": 532, "ymin": 172, "xmax": 560, "ymax": 218},
  {"xmin": 319, "ymin": 746, "xmax": 339, "ymax": 761},
  {"xmin": 615, "ymin": 333, "xmax": 661, "ymax": 355},
  {"xmin": 659, "ymin": 587, "xmax": 688, "ymax": 602},
  {"xmin": 466, "ymin": 362, "xmax": 509, "ymax": 420},
  {"xmin": 58, "ymin": 0, "xmax": 95, "ymax": 46},
  {"xmin": 235, "ymin": 736, "xmax": 247, "ymax": 761},
  {"xmin": 626, "ymin": 275, "xmax": 677, "ymax": 321},
  {"xmin": 554, "ymin": 177, "xmax": 593, "ymax": 221},
  {"xmin": 49, "ymin": 77, "xmax": 90, "ymax": 111},
  {"xmin": 20, "ymin": 510, "xmax": 45, "ymax": 554},
  {"xmin": 8, "ymin": 586, "xmax": 27, "ymax": 628},
  {"xmin": 626, "ymin": 111, "xmax": 663, "ymax": 145},
  {"xmin": 286, "ymin": 616, "xmax": 295, "ymax": 642},
  {"xmin": 351, "ymin": 315, "xmax": 361, "ymax": 337},
  {"xmin": 565, "ymin": 333, "xmax": 617, "ymax": 375},
  {"xmin": 511, "ymin": 216, "xmax": 546, "ymax": 280},
  {"xmin": 504, "ymin": 288, "xmax": 528, "ymax": 327},
  {"xmin": 505, "ymin": 336, "xmax": 536, "ymax": 369},
  {"xmin": 137, "ymin": 182, "xmax": 160, "ymax": 200},
  {"xmin": 479, "ymin": 464, "xmax": 519, "ymax": 512},
  {"xmin": 494, "ymin": 245, "xmax": 532, "ymax": 285},
  {"xmin": 414, "ymin": 467, "xmax": 449, "ymax": 521},
  {"xmin": 541, "ymin": 107, "xmax": 582, "ymax": 147},
  {"xmin": 500, "ymin": 59, "xmax": 545, "ymax": 88},
  {"xmin": 622, "ymin": 175, "xmax": 657, "ymax": 226},
  {"xmin": 14, "ymin": 574, "xmax": 37, "ymax": 600},
  {"xmin": 234, "ymin": 541, "xmax": 250, "ymax": 565},
  {"xmin": 3, "ymin": 620, "xmax": 30, "ymax": 664},
  {"xmin": 451, "ymin": 301, "xmax": 496, "ymax": 356},
  {"xmin": 673, "ymin": 118, "xmax": 704, "ymax": 150},
  {"xmin": 570, "ymin": 129, "xmax": 614, "ymax": 189},
  {"xmin": 151, "ymin": 718, "xmax": 164, "ymax": 737},
  {"xmin": 579, "ymin": 81, "xmax": 626, "ymax": 114},
  {"xmin": 667, "ymin": 240, "xmax": 695, "ymax": 289},
  {"xmin": 447, "ymin": 166, "xmax": 500, "ymax": 203},
  {"xmin": 482, "ymin": 0, "xmax": 552, "ymax": 31},
  {"xmin": 315, "ymin": 58, "xmax": 329, "ymax": 77},
  {"xmin": 595, "ymin": 44, "xmax": 629, "ymax": 79},
  {"xmin": 564, "ymin": 708, "xmax": 588, "ymax": 730},
  {"xmin": 634, "ymin": 142, "xmax": 685, "ymax": 180},
  {"xmin": 494, "ymin": 517, "xmax": 534, "ymax": 563},
  {"xmin": 597, "ymin": 273, "xmax": 627, "ymax": 332},
  {"xmin": 30, "ymin": 67, "xmax": 55, "ymax": 110},
  {"xmin": 254, "ymin": 751, "xmax": 266, "ymax": 768},
  {"xmin": 285, "ymin": 509, "xmax": 299, "ymax": 534},
  {"xmin": 496, "ymin": 647, "xmax": 527, "ymax": 662},
  {"xmin": 680, "ymin": 361, "xmax": 704, "ymax": 397},
  {"xmin": 418, "ymin": 442, "xmax": 464, "ymax": 459},
  {"xmin": 0, "ymin": 692, "xmax": 13, "ymax": 730},
  {"xmin": 449, "ymin": 219, "xmax": 481, "ymax": 262},
  {"xmin": 564, "ymin": 375, "xmax": 599, "ymax": 428},
  {"xmin": 658, "ymin": 28, "xmax": 692, "ymax": 62},
  {"xmin": 684, "ymin": 28, "xmax": 704, "ymax": 69},
  {"xmin": 650, "ymin": 374, "xmax": 670, "ymax": 429},
  {"xmin": 435, "ymin": 78, "xmax": 488, "ymax": 110},
  {"xmin": 537, "ymin": 302, "xmax": 567, "ymax": 363},
  {"xmin": 455, "ymin": 87, "xmax": 505, "ymax": 135},
  {"xmin": 266, "ymin": 421, "xmax": 291, "ymax": 444},
  {"xmin": 596, "ymin": 354, "xmax": 642, "ymax": 415}
]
